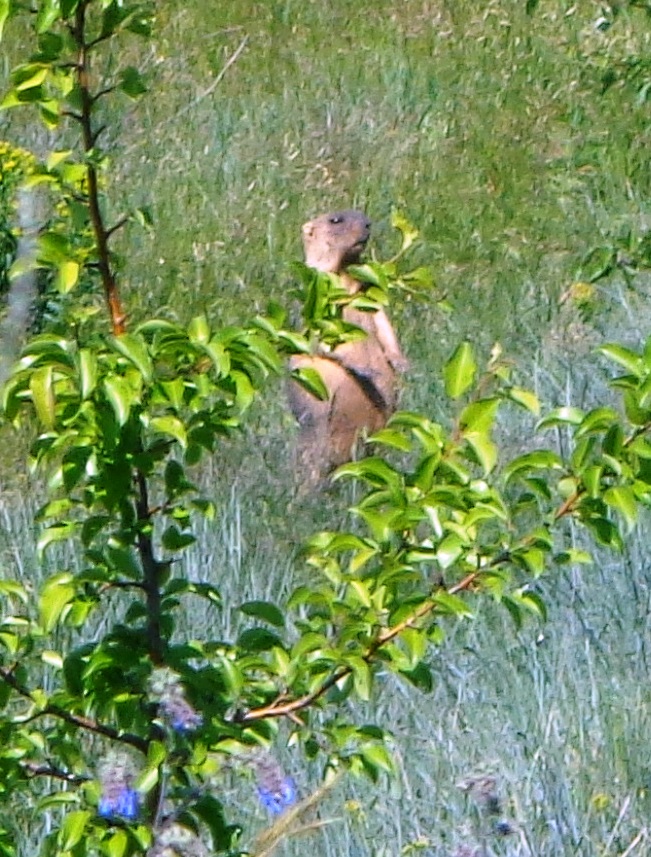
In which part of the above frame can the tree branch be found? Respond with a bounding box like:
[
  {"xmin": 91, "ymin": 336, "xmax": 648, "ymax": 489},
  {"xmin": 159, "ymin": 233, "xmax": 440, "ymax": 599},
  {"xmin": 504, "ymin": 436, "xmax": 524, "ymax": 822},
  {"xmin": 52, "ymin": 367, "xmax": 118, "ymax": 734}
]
[
  {"xmin": 73, "ymin": 1, "xmax": 127, "ymax": 336},
  {"xmin": 22, "ymin": 761, "xmax": 91, "ymax": 784},
  {"xmin": 0, "ymin": 665, "xmax": 147, "ymax": 753},
  {"xmin": 234, "ymin": 571, "xmax": 480, "ymax": 724}
]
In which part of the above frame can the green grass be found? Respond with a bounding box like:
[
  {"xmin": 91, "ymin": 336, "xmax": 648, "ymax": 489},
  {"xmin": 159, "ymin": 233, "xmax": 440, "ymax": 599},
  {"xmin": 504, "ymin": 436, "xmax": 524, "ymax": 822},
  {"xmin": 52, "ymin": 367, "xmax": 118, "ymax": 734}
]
[{"xmin": 3, "ymin": 1, "xmax": 651, "ymax": 854}]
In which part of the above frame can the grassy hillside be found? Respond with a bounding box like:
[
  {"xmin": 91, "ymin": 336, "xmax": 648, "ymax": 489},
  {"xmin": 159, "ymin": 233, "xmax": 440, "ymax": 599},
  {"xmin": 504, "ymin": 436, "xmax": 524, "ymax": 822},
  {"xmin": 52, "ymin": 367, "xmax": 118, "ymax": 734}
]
[{"xmin": 2, "ymin": 1, "xmax": 651, "ymax": 855}]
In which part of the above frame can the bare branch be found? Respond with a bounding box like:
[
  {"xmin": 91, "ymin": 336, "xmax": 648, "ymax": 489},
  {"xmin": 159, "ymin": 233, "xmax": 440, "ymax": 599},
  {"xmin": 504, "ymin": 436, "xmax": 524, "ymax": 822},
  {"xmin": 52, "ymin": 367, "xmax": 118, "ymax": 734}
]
[
  {"xmin": 177, "ymin": 36, "xmax": 249, "ymax": 118},
  {"xmin": 106, "ymin": 215, "xmax": 129, "ymax": 240},
  {"xmin": 22, "ymin": 761, "xmax": 91, "ymax": 784}
]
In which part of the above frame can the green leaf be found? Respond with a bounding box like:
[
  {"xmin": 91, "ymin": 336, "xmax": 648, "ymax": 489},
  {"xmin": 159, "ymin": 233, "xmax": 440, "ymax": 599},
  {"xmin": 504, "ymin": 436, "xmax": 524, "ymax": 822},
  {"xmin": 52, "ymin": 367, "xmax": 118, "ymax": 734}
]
[
  {"xmin": 188, "ymin": 314, "xmax": 210, "ymax": 344},
  {"xmin": 347, "ymin": 656, "xmax": 372, "ymax": 701},
  {"xmin": 192, "ymin": 794, "xmax": 231, "ymax": 852},
  {"xmin": 14, "ymin": 63, "xmax": 49, "ymax": 92},
  {"xmin": 508, "ymin": 387, "xmax": 540, "ymax": 414},
  {"xmin": 603, "ymin": 485, "xmax": 638, "ymax": 532},
  {"xmin": 134, "ymin": 765, "xmax": 159, "ymax": 794},
  {"xmin": 231, "ymin": 370, "xmax": 255, "ymax": 410},
  {"xmin": 575, "ymin": 407, "xmax": 619, "ymax": 438},
  {"xmin": 161, "ymin": 526, "xmax": 195, "ymax": 551},
  {"xmin": 360, "ymin": 742, "xmax": 394, "ymax": 775},
  {"xmin": 599, "ymin": 343, "xmax": 642, "ymax": 376},
  {"xmin": 111, "ymin": 333, "xmax": 153, "ymax": 382},
  {"xmin": 433, "ymin": 591, "xmax": 473, "ymax": 617},
  {"xmin": 105, "ymin": 830, "xmax": 128, "ymax": 857},
  {"xmin": 291, "ymin": 366, "xmax": 329, "ymax": 401},
  {"xmin": 464, "ymin": 431, "xmax": 497, "ymax": 474},
  {"xmin": 367, "ymin": 427, "xmax": 412, "ymax": 451},
  {"xmin": 0, "ymin": 0, "xmax": 9, "ymax": 41},
  {"xmin": 514, "ymin": 589, "xmax": 548, "ymax": 621},
  {"xmin": 37, "ymin": 522, "xmax": 77, "ymax": 554},
  {"xmin": 61, "ymin": 0, "xmax": 81, "ymax": 15},
  {"xmin": 555, "ymin": 549, "xmax": 593, "ymax": 565},
  {"xmin": 582, "ymin": 514, "xmax": 623, "ymax": 549},
  {"xmin": 514, "ymin": 548, "xmax": 546, "ymax": 577},
  {"xmin": 436, "ymin": 533, "xmax": 464, "ymax": 569},
  {"xmin": 239, "ymin": 600, "xmax": 285, "ymax": 627},
  {"xmin": 103, "ymin": 376, "xmax": 135, "ymax": 425},
  {"xmin": 39, "ymin": 573, "xmax": 75, "ymax": 632},
  {"xmin": 39, "ymin": 98, "xmax": 60, "ymax": 128},
  {"xmin": 36, "ymin": 0, "xmax": 61, "ymax": 32},
  {"xmin": 444, "ymin": 342, "xmax": 476, "ymax": 399},
  {"xmin": 335, "ymin": 456, "xmax": 402, "ymax": 489},
  {"xmin": 29, "ymin": 364, "xmax": 55, "ymax": 428},
  {"xmin": 0, "ymin": 580, "xmax": 28, "ymax": 603},
  {"xmin": 536, "ymin": 407, "xmax": 584, "ymax": 430},
  {"xmin": 460, "ymin": 398, "xmax": 499, "ymax": 434},
  {"xmin": 202, "ymin": 340, "xmax": 230, "ymax": 375},
  {"xmin": 78, "ymin": 348, "xmax": 97, "ymax": 399},
  {"xmin": 401, "ymin": 662, "xmax": 433, "ymax": 691},
  {"xmin": 400, "ymin": 627, "xmax": 427, "ymax": 668},
  {"xmin": 41, "ymin": 650, "xmax": 63, "ymax": 669},
  {"xmin": 149, "ymin": 416, "xmax": 187, "ymax": 449},
  {"xmin": 58, "ymin": 811, "xmax": 91, "ymax": 851},
  {"xmin": 119, "ymin": 66, "xmax": 147, "ymax": 98},
  {"xmin": 391, "ymin": 209, "xmax": 419, "ymax": 254},
  {"xmin": 217, "ymin": 655, "xmax": 243, "ymax": 697},
  {"xmin": 237, "ymin": 627, "xmax": 283, "ymax": 652},
  {"xmin": 503, "ymin": 449, "xmax": 563, "ymax": 481}
]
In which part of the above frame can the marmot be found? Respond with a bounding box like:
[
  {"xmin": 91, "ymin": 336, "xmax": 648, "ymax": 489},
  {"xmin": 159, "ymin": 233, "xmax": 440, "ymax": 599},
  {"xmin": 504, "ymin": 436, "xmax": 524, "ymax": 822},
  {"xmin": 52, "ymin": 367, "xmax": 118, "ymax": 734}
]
[{"xmin": 288, "ymin": 209, "xmax": 409, "ymax": 484}]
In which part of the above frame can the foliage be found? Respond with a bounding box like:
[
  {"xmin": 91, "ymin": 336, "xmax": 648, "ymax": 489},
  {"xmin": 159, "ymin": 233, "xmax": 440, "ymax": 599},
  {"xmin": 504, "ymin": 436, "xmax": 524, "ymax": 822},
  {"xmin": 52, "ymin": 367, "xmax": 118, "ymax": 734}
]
[
  {"xmin": 0, "ymin": 140, "xmax": 35, "ymax": 298},
  {"xmin": 2, "ymin": 3, "xmax": 651, "ymax": 857}
]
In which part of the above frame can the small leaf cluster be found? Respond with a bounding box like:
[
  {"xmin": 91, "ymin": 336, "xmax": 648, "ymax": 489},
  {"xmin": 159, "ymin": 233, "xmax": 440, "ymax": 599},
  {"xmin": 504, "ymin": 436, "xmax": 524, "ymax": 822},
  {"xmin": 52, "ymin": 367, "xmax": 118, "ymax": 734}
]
[{"xmin": 2, "ymin": 315, "xmax": 286, "ymax": 545}]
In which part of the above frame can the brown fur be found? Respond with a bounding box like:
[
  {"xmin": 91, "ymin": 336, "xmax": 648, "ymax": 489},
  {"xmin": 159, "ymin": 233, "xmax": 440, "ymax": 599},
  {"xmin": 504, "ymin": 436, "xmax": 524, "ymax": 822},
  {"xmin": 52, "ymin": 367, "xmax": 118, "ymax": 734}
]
[{"xmin": 288, "ymin": 210, "xmax": 408, "ymax": 484}]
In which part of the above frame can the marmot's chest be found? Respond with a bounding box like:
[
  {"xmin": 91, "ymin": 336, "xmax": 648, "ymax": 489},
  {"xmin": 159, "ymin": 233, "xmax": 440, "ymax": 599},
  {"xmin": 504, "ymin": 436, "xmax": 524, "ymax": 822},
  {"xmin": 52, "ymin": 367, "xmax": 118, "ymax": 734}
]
[{"xmin": 336, "ymin": 306, "xmax": 391, "ymax": 368}]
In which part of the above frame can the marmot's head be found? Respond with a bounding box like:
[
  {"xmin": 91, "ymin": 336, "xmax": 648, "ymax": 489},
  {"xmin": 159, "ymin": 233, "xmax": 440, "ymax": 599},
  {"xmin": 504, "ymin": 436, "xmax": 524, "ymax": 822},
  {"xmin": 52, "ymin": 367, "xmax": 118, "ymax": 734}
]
[{"xmin": 302, "ymin": 210, "xmax": 371, "ymax": 273}]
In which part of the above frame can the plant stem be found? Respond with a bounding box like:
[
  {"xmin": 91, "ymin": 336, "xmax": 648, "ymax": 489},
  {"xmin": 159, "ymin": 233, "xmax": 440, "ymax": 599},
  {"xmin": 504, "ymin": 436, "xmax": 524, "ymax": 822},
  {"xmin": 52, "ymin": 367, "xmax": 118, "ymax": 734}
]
[
  {"xmin": 73, "ymin": 1, "xmax": 127, "ymax": 336},
  {"xmin": 135, "ymin": 470, "xmax": 165, "ymax": 665}
]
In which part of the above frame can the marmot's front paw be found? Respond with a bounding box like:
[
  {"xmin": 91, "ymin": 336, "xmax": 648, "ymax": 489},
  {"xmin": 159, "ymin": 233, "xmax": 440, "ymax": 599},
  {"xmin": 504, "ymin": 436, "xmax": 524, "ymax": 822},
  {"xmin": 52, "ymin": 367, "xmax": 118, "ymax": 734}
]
[{"xmin": 390, "ymin": 354, "xmax": 410, "ymax": 374}]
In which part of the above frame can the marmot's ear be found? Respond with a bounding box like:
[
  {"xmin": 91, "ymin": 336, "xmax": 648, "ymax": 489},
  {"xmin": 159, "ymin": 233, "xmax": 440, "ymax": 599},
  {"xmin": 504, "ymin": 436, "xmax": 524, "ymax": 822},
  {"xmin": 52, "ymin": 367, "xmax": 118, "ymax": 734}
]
[{"xmin": 302, "ymin": 221, "xmax": 315, "ymax": 238}]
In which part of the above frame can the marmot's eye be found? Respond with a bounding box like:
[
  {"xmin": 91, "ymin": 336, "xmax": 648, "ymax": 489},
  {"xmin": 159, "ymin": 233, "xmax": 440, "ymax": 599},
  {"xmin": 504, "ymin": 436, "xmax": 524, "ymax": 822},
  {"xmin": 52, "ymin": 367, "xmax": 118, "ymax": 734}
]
[{"xmin": 329, "ymin": 215, "xmax": 344, "ymax": 224}]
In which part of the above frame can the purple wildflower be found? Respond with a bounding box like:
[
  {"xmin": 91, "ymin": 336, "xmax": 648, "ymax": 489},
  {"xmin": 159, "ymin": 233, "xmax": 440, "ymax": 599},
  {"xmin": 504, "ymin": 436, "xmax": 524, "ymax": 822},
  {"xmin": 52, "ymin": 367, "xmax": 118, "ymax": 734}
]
[
  {"xmin": 97, "ymin": 751, "xmax": 140, "ymax": 821},
  {"xmin": 257, "ymin": 778, "xmax": 297, "ymax": 815},
  {"xmin": 98, "ymin": 787, "xmax": 140, "ymax": 821},
  {"xmin": 164, "ymin": 695, "xmax": 203, "ymax": 733},
  {"xmin": 148, "ymin": 667, "xmax": 203, "ymax": 733},
  {"xmin": 253, "ymin": 752, "xmax": 297, "ymax": 815}
]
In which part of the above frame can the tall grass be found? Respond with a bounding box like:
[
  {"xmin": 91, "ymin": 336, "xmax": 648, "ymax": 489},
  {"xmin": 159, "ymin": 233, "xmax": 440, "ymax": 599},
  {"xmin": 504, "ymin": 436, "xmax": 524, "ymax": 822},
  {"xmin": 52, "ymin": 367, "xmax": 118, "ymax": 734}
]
[{"xmin": 2, "ymin": 1, "xmax": 651, "ymax": 854}]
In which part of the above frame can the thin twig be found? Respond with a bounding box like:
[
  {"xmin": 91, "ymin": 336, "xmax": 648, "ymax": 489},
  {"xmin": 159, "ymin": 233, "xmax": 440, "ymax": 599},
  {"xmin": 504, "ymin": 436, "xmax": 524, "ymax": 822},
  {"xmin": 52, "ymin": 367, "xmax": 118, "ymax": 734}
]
[
  {"xmin": 604, "ymin": 795, "xmax": 630, "ymax": 854},
  {"xmin": 22, "ymin": 761, "xmax": 91, "ymax": 784},
  {"xmin": 621, "ymin": 829, "xmax": 647, "ymax": 857},
  {"xmin": 252, "ymin": 771, "xmax": 343, "ymax": 857},
  {"xmin": 176, "ymin": 36, "xmax": 249, "ymax": 118}
]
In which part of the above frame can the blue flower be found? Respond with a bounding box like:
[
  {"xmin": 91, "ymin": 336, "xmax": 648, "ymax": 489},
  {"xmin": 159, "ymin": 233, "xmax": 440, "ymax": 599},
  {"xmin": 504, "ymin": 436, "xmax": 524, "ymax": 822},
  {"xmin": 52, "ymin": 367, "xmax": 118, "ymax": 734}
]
[
  {"xmin": 98, "ymin": 787, "xmax": 140, "ymax": 821},
  {"xmin": 257, "ymin": 777, "xmax": 297, "ymax": 815},
  {"xmin": 148, "ymin": 668, "xmax": 203, "ymax": 733},
  {"xmin": 165, "ymin": 696, "xmax": 203, "ymax": 733}
]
